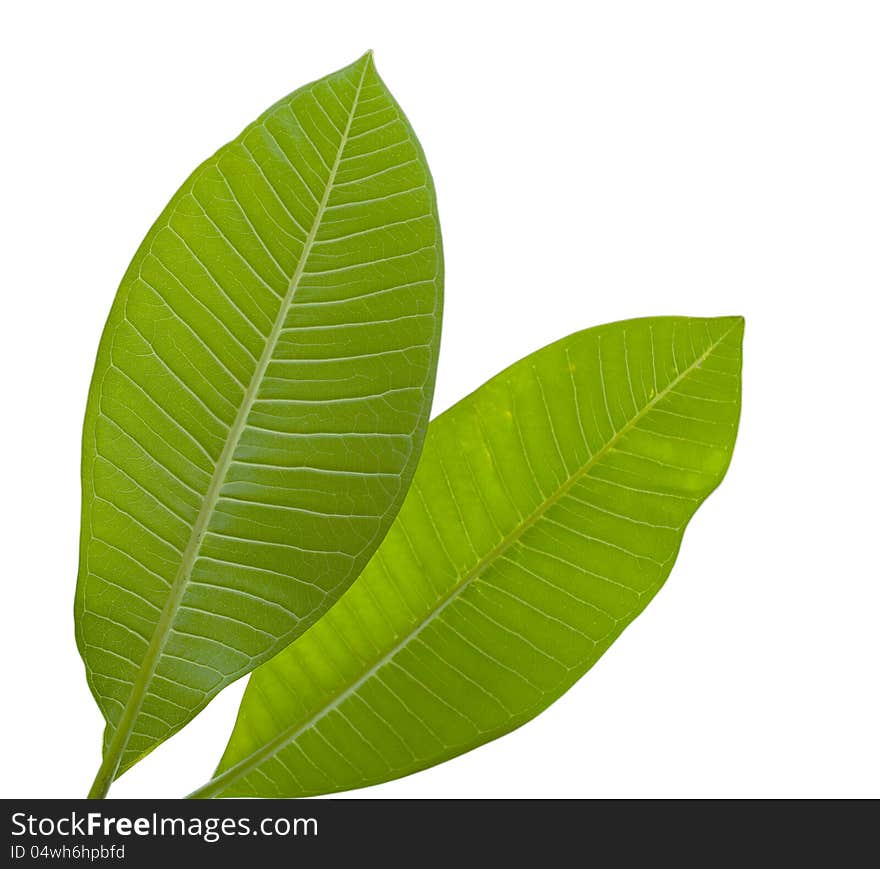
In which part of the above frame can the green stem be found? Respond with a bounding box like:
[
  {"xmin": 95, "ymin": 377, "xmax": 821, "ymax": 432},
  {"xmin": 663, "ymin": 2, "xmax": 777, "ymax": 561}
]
[
  {"xmin": 185, "ymin": 776, "xmax": 227, "ymax": 800},
  {"xmin": 87, "ymin": 754, "xmax": 118, "ymax": 799}
]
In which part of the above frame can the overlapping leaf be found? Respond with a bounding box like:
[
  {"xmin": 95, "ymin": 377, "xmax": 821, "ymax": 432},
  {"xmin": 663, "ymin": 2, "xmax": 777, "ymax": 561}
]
[
  {"xmin": 193, "ymin": 316, "xmax": 742, "ymax": 798},
  {"xmin": 75, "ymin": 53, "xmax": 443, "ymax": 795}
]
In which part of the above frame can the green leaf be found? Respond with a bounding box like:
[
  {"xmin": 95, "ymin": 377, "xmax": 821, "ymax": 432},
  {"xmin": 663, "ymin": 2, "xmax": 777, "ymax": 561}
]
[
  {"xmin": 193, "ymin": 315, "xmax": 742, "ymax": 799},
  {"xmin": 75, "ymin": 52, "xmax": 443, "ymax": 796}
]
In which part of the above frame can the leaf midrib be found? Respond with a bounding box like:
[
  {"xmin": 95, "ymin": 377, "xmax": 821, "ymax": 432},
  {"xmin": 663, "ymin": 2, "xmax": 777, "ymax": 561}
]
[
  {"xmin": 191, "ymin": 322, "xmax": 737, "ymax": 798},
  {"xmin": 97, "ymin": 60, "xmax": 370, "ymax": 787}
]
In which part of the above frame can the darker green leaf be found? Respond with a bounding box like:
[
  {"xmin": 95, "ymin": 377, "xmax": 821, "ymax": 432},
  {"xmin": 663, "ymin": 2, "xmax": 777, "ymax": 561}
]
[{"xmin": 76, "ymin": 53, "xmax": 443, "ymax": 796}]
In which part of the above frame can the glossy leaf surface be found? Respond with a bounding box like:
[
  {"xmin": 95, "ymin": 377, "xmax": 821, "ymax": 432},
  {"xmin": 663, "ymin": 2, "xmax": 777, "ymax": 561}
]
[{"xmin": 75, "ymin": 53, "xmax": 443, "ymax": 790}]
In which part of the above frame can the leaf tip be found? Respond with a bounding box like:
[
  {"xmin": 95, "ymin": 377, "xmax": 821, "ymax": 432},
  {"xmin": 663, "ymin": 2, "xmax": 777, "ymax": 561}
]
[{"xmin": 713, "ymin": 314, "xmax": 745, "ymax": 340}]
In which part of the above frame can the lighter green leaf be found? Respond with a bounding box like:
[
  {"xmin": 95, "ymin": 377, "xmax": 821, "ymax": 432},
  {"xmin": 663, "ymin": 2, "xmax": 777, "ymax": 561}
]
[
  {"xmin": 75, "ymin": 53, "xmax": 443, "ymax": 795},
  {"xmin": 194, "ymin": 316, "xmax": 742, "ymax": 798}
]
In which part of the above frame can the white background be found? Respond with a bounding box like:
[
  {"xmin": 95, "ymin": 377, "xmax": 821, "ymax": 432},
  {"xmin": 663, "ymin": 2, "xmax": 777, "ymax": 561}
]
[{"xmin": 2, "ymin": 1, "xmax": 878, "ymax": 799}]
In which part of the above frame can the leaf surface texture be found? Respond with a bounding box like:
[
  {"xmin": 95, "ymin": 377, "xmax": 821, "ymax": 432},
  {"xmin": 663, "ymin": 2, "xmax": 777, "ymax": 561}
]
[
  {"xmin": 75, "ymin": 53, "xmax": 443, "ymax": 779},
  {"xmin": 203, "ymin": 316, "xmax": 742, "ymax": 798}
]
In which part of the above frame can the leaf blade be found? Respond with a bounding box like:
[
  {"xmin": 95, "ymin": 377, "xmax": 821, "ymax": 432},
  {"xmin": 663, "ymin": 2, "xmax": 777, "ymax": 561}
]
[
  {"xmin": 200, "ymin": 316, "xmax": 742, "ymax": 798},
  {"xmin": 76, "ymin": 53, "xmax": 443, "ymax": 788}
]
